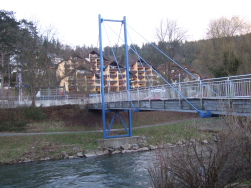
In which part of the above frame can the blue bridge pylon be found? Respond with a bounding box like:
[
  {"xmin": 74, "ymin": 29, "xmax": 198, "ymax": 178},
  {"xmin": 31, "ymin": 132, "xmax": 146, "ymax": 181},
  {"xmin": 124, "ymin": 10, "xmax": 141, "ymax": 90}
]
[
  {"xmin": 98, "ymin": 14, "xmax": 133, "ymax": 139},
  {"xmin": 98, "ymin": 14, "xmax": 213, "ymax": 139}
]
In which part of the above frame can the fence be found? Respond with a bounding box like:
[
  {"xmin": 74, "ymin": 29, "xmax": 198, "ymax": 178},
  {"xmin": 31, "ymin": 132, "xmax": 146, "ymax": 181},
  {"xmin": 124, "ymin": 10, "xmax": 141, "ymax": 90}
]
[{"xmin": 0, "ymin": 94, "xmax": 86, "ymax": 108}]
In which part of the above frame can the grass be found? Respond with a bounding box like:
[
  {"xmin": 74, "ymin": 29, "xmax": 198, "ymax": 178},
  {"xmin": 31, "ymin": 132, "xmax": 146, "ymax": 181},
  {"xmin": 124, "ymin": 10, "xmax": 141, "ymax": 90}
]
[
  {"xmin": 0, "ymin": 132, "xmax": 102, "ymax": 164},
  {"xmin": 133, "ymin": 119, "xmax": 213, "ymax": 145},
  {"xmin": 26, "ymin": 121, "xmax": 90, "ymax": 132}
]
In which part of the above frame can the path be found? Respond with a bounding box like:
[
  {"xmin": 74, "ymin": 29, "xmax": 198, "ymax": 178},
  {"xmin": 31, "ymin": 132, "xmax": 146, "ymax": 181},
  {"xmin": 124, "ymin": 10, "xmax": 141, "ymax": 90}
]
[{"xmin": 0, "ymin": 119, "xmax": 203, "ymax": 137}]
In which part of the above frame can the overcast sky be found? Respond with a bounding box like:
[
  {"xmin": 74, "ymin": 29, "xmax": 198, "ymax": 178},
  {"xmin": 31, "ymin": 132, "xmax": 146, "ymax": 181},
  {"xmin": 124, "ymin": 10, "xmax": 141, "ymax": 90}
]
[{"xmin": 2, "ymin": 0, "xmax": 251, "ymax": 47}]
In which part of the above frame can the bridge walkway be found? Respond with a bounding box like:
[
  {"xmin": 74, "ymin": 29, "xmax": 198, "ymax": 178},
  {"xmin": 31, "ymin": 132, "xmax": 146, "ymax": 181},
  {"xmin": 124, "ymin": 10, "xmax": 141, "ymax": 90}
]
[{"xmin": 88, "ymin": 74, "xmax": 251, "ymax": 116}]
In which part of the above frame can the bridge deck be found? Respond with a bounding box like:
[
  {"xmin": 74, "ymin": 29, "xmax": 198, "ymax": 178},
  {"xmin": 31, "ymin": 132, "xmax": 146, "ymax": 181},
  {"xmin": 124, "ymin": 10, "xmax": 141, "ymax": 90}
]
[
  {"xmin": 88, "ymin": 74, "xmax": 251, "ymax": 116},
  {"xmin": 88, "ymin": 98, "xmax": 251, "ymax": 116}
]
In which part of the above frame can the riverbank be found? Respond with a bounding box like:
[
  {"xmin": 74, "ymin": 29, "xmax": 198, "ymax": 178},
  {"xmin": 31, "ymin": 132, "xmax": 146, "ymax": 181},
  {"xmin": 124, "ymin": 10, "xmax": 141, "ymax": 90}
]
[{"xmin": 0, "ymin": 115, "xmax": 223, "ymax": 165}]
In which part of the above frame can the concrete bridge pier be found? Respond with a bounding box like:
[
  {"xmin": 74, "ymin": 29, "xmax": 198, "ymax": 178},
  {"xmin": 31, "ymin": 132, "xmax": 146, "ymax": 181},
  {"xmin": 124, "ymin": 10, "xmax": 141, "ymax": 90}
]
[{"xmin": 97, "ymin": 136, "xmax": 143, "ymax": 149}]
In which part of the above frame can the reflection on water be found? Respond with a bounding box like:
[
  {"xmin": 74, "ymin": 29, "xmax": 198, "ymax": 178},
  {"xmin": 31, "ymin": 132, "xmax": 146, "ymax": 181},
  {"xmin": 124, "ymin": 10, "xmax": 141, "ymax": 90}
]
[{"xmin": 0, "ymin": 151, "xmax": 154, "ymax": 188}]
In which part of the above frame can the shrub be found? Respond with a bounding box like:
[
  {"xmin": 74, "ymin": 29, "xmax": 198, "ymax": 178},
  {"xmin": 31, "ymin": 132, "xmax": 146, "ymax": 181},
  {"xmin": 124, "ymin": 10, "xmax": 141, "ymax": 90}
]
[
  {"xmin": 0, "ymin": 106, "xmax": 46, "ymax": 131},
  {"xmin": 148, "ymin": 116, "xmax": 251, "ymax": 188},
  {"xmin": 22, "ymin": 106, "xmax": 46, "ymax": 121},
  {"xmin": 0, "ymin": 121, "xmax": 27, "ymax": 131}
]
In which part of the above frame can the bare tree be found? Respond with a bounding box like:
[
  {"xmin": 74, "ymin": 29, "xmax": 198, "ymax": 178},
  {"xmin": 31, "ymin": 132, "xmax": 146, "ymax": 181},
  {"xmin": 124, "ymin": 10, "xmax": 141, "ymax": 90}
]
[
  {"xmin": 156, "ymin": 18, "xmax": 187, "ymax": 43},
  {"xmin": 193, "ymin": 16, "xmax": 251, "ymax": 78},
  {"xmin": 206, "ymin": 16, "xmax": 251, "ymax": 39},
  {"xmin": 155, "ymin": 18, "xmax": 187, "ymax": 82}
]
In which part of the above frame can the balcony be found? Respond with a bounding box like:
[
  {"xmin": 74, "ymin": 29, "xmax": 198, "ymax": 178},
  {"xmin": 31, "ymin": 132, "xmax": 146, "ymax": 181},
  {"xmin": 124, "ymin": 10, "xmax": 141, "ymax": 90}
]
[
  {"xmin": 110, "ymin": 75, "xmax": 117, "ymax": 78},
  {"xmin": 138, "ymin": 80, "xmax": 146, "ymax": 84},
  {"xmin": 130, "ymin": 70, "xmax": 137, "ymax": 74},
  {"xmin": 110, "ymin": 85, "xmax": 118, "ymax": 88},
  {"xmin": 110, "ymin": 68, "xmax": 119, "ymax": 72},
  {"xmin": 109, "ymin": 80, "xmax": 117, "ymax": 83},
  {"xmin": 119, "ymin": 80, "xmax": 126, "ymax": 83}
]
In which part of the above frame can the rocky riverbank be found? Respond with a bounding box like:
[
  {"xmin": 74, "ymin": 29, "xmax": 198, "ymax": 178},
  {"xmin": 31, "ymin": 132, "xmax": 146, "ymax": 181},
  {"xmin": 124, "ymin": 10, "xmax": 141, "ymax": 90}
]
[
  {"xmin": 59, "ymin": 137, "xmax": 209, "ymax": 160},
  {"xmin": 16, "ymin": 136, "xmax": 211, "ymax": 164}
]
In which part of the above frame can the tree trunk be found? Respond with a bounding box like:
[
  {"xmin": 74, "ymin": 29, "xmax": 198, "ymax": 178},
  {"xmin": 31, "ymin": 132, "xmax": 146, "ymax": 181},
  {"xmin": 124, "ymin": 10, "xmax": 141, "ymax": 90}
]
[
  {"xmin": 32, "ymin": 91, "xmax": 36, "ymax": 107},
  {"xmin": 7, "ymin": 57, "xmax": 10, "ymax": 98},
  {"xmin": 1, "ymin": 52, "xmax": 4, "ymax": 96}
]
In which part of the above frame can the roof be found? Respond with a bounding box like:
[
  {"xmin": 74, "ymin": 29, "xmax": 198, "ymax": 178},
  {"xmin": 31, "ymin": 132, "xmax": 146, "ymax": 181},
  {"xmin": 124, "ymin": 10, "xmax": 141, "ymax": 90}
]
[
  {"xmin": 89, "ymin": 50, "xmax": 109, "ymax": 62},
  {"xmin": 109, "ymin": 61, "xmax": 123, "ymax": 68},
  {"xmin": 132, "ymin": 58, "xmax": 157, "ymax": 71},
  {"xmin": 90, "ymin": 50, "xmax": 100, "ymax": 55}
]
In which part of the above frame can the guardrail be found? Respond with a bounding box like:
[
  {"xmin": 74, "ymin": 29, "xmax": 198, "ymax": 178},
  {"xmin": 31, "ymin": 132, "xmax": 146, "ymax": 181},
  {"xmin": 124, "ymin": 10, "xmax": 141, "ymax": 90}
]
[
  {"xmin": 88, "ymin": 74, "xmax": 251, "ymax": 104},
  {"xmin": 0, "ymin": 95, "xmax": 86, "ymax": 108}
]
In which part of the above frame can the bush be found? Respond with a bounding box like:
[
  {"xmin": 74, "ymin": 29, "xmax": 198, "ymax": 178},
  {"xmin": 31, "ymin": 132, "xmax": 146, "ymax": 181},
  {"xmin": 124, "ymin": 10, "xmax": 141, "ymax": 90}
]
[
  {"xmin": 148, "ymin": 116, "xmax": 251, "ymax": 188},
  {"xmin": 22, "ymin": 106, "xmax": 46, "ymax": 121},
  {"xmin": 0, "ymin": 106, "xmax": 46, "ymax": 131},
  {"xmin": 0, "ymin": 121, "xmax": 27, "ymax": 131}
]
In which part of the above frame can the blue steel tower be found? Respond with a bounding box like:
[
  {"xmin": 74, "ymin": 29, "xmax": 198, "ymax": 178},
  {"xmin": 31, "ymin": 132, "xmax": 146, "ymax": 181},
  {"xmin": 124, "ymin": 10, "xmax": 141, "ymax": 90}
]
[{"xmin": 98, "ymin": 14, "xmax": 132, "ymax": 139}]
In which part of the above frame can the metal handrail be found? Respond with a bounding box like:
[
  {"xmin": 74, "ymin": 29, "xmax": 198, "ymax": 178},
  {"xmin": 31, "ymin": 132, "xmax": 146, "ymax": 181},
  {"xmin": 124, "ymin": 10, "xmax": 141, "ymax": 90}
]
[{"xmin": 88, "ymin": 74, "xmax": 251, "ymax": 104}]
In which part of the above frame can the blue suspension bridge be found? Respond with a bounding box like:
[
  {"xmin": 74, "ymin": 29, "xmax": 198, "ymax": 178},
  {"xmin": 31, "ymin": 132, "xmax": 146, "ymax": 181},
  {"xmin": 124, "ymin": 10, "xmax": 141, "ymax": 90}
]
[
  {"xmin": 1, "ymin": 15, "xmax": 250, "ymax": 139},
  {"xmin": 93, "ymin": 15, "xmax": 251, "ymax": 139}
]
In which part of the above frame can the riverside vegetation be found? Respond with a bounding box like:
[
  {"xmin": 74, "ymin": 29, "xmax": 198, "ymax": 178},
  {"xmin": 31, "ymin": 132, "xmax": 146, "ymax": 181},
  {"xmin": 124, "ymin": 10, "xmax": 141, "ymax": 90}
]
[{"xmin": 148, "ymin": 115, "xmax": 251, "ymax": 188}]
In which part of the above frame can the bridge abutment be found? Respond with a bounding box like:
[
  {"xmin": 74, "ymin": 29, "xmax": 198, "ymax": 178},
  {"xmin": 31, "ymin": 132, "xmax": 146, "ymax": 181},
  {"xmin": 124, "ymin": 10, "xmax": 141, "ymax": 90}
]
[{"xmin": 97, "ymin": 136, "xmax": 143, "ymax": 149}]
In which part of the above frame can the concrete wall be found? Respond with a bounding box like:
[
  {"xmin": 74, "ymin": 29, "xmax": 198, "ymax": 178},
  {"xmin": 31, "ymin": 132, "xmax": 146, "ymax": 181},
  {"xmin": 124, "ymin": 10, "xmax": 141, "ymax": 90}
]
[{"xmin": 97, "ymin": 136, "xmax": 143, "ymax": 148}]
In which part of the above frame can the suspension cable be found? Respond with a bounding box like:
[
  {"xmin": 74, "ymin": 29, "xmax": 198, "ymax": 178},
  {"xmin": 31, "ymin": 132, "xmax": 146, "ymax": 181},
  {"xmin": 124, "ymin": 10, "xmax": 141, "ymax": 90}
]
[
  {"xmin": 127, "ymin": 23, "xmax": 219, "ymax": 97},
  {"xmin": 103, "ymin": 22, "xmax": 137, "ymax": 110}
]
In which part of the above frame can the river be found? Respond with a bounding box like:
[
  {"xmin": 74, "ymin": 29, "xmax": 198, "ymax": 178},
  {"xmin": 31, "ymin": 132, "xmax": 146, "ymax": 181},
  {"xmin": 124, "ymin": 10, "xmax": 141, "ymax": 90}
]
[{"xmin": 0, "ymin": 151, "xmax": 154, "ymax": 188}]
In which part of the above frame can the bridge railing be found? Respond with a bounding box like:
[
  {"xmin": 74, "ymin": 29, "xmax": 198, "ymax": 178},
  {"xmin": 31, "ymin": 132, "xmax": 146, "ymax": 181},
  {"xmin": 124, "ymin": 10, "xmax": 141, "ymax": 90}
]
[
  {"xmin": 0, "ymin": 94, "xmax": 86, "ymax": 108},
  {"xmin": 88, "ymin": 74, "xmax": 251, "ymax": 104}
]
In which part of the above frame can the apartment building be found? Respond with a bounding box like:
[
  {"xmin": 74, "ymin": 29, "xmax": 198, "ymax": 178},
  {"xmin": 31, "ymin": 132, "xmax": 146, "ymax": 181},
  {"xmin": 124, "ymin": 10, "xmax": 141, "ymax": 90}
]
[
  {"xmin": 57, "ymin": 50, "xmax": 199, "ymax": 94},
  {"xmin": 130, "ymin": 59, "xmax": 160, "ymax": 88},
  {"xmin": 83, "ymin": 51, "xmax": 160, "ymax": 93}
]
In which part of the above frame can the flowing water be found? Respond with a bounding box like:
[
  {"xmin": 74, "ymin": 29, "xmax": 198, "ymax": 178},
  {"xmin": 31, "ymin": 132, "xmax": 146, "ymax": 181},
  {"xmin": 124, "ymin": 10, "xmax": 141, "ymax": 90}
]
[{"xmin": 0, "ymin": 151, "xmax": 154, "ymax": 188}]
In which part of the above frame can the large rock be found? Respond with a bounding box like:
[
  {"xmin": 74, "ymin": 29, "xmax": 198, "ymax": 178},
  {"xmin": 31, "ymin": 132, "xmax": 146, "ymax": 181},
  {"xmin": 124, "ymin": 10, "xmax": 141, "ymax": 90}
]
[
  {"xmin": 149, "ymin": 145, "xmax": 158, "ymax": 150},
  {"xmin": 95, "ymin": 151, "xmax": 105, "ymax": 156},
  {"xmin": 61, "ymin": 151, "xmax": 69, "ymax": 158},
  {"xmin": 76, "ymin": 152, "xmax": 84, "ymax": 157},
  {"xmin": 138, "ymin": 143, "xmax": 147, "ymax": 148},
  {"xmin": 131, "ymin": 144, "xmax": 139, "ymax": 150},
  {"xmin": 103, "ymin": 150, "xmax": 109, "ymax": 155},
  {"xmin": 122, "ymin": 149, "xmax": 138, "ymax": 154},
  {"xmin": 111, "ymin": 151, "xmax": 121, "ymax": 155},
  {"xmin": 84, "ymin": 151, "xmax": 97, "ymax": 157},
  {"xmin": 121, "ymin": 144, "xmax": 131, "ymax": 150},
  {"xmin": 138, "ymin": 147, "xmax": 149, "ymax": 152}
]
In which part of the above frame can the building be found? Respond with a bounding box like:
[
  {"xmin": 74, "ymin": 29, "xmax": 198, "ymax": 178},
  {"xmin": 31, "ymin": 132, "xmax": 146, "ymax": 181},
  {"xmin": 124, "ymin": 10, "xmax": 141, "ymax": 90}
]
[
  {"xmin": 157, "ymin": 63, "xmax": 200, "ymax": 83},
  {"xmin": 130, "ymin": 59, "xmax": 160, "ymax": 88},
  {"xmin": 82, "ymin": 51, "xmax": 160, "ymax": 93},
  {"xmin": 56, "ymin": 50, "xmax": 200, "ymax": 95}
]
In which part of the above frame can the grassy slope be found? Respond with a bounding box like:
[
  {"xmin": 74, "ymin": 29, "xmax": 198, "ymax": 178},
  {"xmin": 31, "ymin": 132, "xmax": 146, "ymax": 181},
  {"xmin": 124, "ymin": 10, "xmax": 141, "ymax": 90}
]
[{"xmin": 0, "ymin": 106, "xmax": 223, "ymax": 164}]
